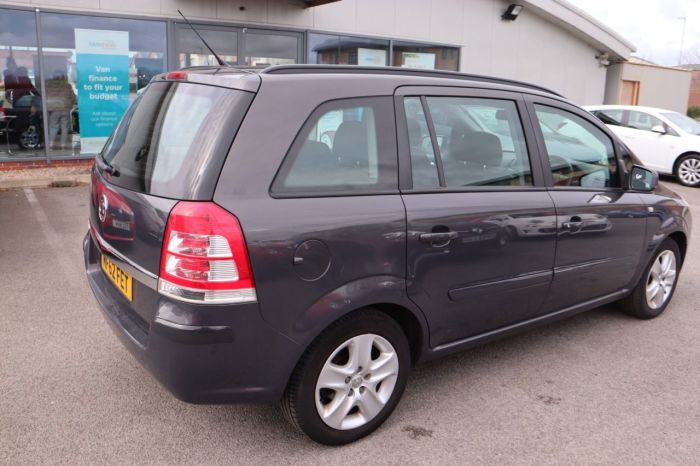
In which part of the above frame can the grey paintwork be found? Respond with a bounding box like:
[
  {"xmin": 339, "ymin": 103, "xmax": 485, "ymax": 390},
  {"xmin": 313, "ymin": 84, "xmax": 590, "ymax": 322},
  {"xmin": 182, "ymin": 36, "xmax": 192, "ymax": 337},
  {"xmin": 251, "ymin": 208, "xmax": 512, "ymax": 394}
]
[{"xmin": 85, "ymin": 66, "xmax": 692, "ymax": 403}]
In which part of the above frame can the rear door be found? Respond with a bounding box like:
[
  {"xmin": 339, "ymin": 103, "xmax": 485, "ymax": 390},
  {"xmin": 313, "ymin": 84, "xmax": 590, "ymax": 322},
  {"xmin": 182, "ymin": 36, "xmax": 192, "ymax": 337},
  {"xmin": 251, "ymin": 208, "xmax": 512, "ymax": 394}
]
[
  {"xmin": 89, "ymin": 79, "xmax": 254, "ymax": 324},
  {"xmin": 526, "ymin": 96, "xmax": 647, "ymax": 312},
  {"xmin": 396, "ymin": 86, "xmax": 557, "ymax": 347}
]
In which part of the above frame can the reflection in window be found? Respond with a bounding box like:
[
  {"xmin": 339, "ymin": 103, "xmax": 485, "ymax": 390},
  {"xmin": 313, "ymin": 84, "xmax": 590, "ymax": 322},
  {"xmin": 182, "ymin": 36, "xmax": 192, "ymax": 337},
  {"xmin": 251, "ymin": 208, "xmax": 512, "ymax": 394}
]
[
  {"xmin": 392, "ymin": 43, "xmax": 459, "ymax": 71},
  {"xmin": 0, "ymin": 8, "xmax": 42, "ymax": 159},
  {"xmin": 245, "ymin": 32, "xmax": 298, "ymax": 66},
  {"xmin": 308, "ymin": 33, "xmax": 388, "ymax": 66},
  {"xmin": 535, "ymin": 104, "xmax": 618, "ymax": 188},
  {"xmin": 307, "ymin": 34, "xmax": 338, "ymax": 65},
  {"xmin": 176, "ymin": 26, "xmax": 237, "ymax": 67},
  {"xmin": 39, "ymin": 12, "xmax": 166, "ymax": 157}
]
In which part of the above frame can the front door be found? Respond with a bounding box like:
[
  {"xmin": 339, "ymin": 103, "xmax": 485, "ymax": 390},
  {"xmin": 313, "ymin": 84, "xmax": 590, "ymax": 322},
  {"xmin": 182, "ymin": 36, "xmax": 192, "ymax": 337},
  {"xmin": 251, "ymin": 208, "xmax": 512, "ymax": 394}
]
[
  {"xmin": 527, "ymin": 98, "xmax": 648, "ymax": 312},
  {"xmin": 396, "ymin": 87, "xmax": 557, "ymax": 347}
]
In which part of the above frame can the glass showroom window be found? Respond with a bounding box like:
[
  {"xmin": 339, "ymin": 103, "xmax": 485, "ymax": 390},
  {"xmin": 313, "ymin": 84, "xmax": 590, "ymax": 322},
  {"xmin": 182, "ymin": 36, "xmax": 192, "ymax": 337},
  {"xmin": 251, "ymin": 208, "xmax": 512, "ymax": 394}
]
[
  {"xmin": 392, "ymin": 42, "xmax": 459, "ymax": 71},
  {"xmin": 39, "ymin": 13, "xmax": 166, "ymax": 157},
  {"xmin": 308, "ymin": 33, "xmax": 388, "ymax": 66},
  {"xmin": 176, "ymin": 24, "xmax": 238, "ymax": 67},
  {"xmin": 0, "ymin": 8, "xmax": 42, "ymax": 160},
  {"xmin": 244, "ymin": 31, "xmax": 300, "ymax": 67}
]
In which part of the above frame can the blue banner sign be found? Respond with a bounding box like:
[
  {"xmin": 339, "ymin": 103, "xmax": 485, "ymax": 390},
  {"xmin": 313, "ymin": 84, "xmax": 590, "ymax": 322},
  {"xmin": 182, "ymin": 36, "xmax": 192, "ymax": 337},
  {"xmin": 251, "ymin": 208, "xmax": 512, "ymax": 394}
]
[{"xmin": 75, "ymin": 29, "xmax": 130, "ymax": 154}]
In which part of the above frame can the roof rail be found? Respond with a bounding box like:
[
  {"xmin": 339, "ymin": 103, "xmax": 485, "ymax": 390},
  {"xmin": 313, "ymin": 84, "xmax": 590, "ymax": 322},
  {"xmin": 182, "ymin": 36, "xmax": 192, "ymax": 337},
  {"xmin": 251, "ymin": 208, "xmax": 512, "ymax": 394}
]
[{"xmin": 261, "ymin": 64, "xmax": 563, "ymax": 97}]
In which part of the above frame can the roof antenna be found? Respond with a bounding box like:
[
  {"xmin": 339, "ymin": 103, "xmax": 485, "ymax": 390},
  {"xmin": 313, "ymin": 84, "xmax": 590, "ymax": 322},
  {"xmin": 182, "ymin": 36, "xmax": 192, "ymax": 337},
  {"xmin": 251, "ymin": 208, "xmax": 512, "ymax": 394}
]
[{"xmin": 177, "ymin": 9, "xmax": 228, "ymax": 67}]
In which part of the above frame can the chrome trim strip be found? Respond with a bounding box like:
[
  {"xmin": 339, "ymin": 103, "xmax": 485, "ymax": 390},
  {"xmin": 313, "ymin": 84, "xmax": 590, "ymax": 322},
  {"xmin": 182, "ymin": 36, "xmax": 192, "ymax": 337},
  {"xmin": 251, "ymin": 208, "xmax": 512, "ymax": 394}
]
[
  {"xmin": 448, "ymin": 269, "xmax": 552, "ymax": 301},
  {"xmin": 433, "ymin": 289, "xmax": 629, "ymax": 353},
  {"xmin": 158, "ymin": 278, "xmax": 257, "ymax": 305},
  {"xmin": 153, "ymin": 317, "xmax": 228, "ymax": 332},
  {"xmin": 553, "ymin": 256, "xmax": 635, "ymax": 275}
]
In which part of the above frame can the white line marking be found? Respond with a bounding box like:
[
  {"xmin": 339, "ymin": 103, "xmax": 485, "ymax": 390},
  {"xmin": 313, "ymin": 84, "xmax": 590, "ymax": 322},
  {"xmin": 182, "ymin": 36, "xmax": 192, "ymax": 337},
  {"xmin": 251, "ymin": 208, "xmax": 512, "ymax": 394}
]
[{"xmin": 24, "ymin": 188, "xmax": 78, "ymax": 281}]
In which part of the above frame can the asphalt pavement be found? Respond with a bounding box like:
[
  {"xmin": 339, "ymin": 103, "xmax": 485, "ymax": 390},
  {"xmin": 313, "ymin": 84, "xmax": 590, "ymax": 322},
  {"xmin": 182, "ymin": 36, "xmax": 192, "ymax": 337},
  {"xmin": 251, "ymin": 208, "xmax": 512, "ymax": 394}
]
[{"xmin": 1, "ymin": 181, "xmax": 699, "ymax": 465}]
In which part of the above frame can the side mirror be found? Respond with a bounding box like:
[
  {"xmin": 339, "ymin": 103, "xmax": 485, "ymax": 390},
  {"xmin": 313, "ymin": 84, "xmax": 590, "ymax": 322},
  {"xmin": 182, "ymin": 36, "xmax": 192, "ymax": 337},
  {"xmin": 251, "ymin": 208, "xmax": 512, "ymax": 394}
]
[
  {"xmin": 651, "ymin": 125, "xmax": 666, "ymax": 134},
  {"xmin": 629, "ymin": 165, "xmax": 658, "ymax": 191}
]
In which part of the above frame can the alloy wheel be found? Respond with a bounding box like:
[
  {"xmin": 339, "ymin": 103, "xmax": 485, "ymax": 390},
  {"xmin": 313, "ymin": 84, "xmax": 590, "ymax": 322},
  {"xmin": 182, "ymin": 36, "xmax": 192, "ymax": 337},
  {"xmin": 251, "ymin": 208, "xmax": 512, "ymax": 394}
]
[
  {"xmin": 19, "ymin": 127, "xmax": 40, "ymax": 150},
  {"xmin": 678, "ymin": 157, "xmax": 700, "ymax": 185},
  {"xmin": 315, "ymin": 333, "xmax": 399, "ymax": 430},
  {"xmin": 646, "ymin": 250, "xmax": 677, "ymax": 310}
]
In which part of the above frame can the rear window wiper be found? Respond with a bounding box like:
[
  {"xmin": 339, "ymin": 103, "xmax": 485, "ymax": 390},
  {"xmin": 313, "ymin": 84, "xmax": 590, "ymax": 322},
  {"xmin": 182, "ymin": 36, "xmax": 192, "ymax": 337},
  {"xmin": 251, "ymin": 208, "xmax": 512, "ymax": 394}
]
[{"xmin": 100, "ymin": 152, "xmax": 120, "ymax": 177}]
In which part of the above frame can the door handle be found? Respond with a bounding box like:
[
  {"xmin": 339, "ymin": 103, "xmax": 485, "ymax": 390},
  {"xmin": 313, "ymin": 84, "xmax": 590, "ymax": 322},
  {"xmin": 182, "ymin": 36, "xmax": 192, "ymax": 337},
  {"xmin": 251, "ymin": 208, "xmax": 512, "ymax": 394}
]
[{"xmin": 419, "ymin": 231, "xmax": 458, "ymax": 244}]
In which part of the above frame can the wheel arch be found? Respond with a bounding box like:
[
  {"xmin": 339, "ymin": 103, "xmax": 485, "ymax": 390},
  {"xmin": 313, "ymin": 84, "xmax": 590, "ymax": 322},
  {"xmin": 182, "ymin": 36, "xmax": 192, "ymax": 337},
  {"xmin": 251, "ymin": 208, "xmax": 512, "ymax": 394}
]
[
  {"xmin": 370, "ymin": 303, "xmax": 425, "ymax": 365},
  {"xmin": 668, "ymin": 230, "xmax": 688, "ymax": 266},
  {"xmin": 672, "ymin": 151, "xmax": 700, "ymax": 176},
  {"xmin": 280, "ymin": 299, "xmax": 429, "ymax": 404}
]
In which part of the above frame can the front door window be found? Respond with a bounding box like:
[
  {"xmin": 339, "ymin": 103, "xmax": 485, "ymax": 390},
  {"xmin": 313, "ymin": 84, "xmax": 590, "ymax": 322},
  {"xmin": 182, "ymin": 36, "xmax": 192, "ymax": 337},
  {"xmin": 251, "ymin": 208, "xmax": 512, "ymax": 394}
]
[{"xmin": 534, "ymin": 104, "xmax": 618, "ymax": 188}]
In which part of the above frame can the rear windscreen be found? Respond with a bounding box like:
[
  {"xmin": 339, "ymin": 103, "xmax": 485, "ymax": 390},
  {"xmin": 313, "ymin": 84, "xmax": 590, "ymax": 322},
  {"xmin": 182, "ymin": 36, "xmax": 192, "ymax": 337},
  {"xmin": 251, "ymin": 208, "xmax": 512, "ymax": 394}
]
[{"xmin": 101, "ymin": 81, "xmax": 253, "ymax": 199}]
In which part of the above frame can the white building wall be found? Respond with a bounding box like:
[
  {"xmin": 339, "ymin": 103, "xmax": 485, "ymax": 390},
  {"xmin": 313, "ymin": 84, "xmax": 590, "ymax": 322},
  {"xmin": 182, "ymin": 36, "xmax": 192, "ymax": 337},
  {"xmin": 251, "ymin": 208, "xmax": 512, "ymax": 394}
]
[
  {"xmin": 604, "ymin": 62, "xmax": 692, "ymax": 114},
  {"xmin": 1, "ymin": 0, "xmax": 614, "ymax": 103}
]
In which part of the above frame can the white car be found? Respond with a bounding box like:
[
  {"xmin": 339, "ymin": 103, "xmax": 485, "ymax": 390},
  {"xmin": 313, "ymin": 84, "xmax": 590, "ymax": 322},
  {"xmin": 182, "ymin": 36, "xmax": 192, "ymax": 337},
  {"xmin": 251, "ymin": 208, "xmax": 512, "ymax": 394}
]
[{"xmin": 584, "ymin": 105, "xmax": 700, "ymax": 187}]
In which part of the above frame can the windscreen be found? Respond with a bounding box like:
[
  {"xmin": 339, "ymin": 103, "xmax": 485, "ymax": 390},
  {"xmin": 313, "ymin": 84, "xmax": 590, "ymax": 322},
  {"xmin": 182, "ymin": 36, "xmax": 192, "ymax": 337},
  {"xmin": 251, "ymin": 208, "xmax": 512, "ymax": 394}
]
[
  {"xmin": 101, "ymin": 81, "xmax": 254, "ymax": 199},
  {"xmin": 661, "ymin": 112, "xmax": 700, "ymax": 136}
]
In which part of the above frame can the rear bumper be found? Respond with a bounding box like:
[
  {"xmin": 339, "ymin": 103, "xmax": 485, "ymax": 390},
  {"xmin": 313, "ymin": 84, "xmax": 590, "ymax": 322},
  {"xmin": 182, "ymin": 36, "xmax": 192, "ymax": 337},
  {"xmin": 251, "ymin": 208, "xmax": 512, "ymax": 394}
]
[{"xmin": 83, "ymin": 232, "xmax": 302, "ymax": 403}]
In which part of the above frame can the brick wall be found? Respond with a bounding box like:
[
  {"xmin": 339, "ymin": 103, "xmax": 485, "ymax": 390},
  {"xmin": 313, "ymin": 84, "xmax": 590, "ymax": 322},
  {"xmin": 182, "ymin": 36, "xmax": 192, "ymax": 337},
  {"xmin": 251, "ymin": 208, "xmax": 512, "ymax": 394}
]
[
  {"xmin": 0, "ymin": 158, "xmax": 94, "ymax": 171},
  {"xmin": 689, "ymin": 70, "xmax": 700, "ymax": 109}
]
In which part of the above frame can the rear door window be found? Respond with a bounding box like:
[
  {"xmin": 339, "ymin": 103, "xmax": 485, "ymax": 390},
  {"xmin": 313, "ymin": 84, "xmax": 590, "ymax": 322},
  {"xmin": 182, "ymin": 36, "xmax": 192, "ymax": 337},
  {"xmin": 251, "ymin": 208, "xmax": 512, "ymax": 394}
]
[
  {"xmin": 418, "ymin": 96, "xmax": 533, "ymax": 188},
  {"xmin": 102, "ymin": 81, "xmax": 254, "ymax": 199},
  {"xmin": 271, "ymin": 97, "xmax": 397, "ymax": 195}
]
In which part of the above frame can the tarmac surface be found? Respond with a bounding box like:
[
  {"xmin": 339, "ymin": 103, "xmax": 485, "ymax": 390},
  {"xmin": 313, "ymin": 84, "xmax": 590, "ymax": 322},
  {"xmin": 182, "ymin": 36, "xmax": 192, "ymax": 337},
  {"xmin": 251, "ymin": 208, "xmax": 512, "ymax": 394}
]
[{"xmin": 1, "ymin": 181, "xmax": 699, "ymax": 464}]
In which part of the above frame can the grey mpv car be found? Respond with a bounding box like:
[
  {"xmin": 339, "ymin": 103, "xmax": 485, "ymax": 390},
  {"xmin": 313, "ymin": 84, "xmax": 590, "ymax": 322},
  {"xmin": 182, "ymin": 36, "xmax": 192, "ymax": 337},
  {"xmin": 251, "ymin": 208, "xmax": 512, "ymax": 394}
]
[{"xmin": 84, "ymin": 65, "xmax": 691, "ymax": 445}]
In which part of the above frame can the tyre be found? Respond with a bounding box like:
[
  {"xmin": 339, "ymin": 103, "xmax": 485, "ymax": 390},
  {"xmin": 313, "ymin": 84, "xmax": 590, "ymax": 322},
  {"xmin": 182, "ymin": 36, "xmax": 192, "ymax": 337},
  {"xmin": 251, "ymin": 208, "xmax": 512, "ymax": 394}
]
[
  {"xmin": 619, "ymin": 239, "xmax": 680, "ymax": 319},
  {"xmin": 19, "ymin": 126, "xmax": 41, "ymax": 150},
  {"xmin": 281, "ymin": 310, "xmax": 411, "ymax": 445},
  {"xmin": 675, "ymin": 154, "xmax": 700, "ymax": 187}
]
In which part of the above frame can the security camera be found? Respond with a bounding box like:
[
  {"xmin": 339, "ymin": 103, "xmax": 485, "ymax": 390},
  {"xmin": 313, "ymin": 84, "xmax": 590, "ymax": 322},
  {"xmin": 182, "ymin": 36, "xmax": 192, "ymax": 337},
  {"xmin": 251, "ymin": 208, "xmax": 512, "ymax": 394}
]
[{"xmin": 596, "ymin": 52, "xmax": 610, "ymax": 67}]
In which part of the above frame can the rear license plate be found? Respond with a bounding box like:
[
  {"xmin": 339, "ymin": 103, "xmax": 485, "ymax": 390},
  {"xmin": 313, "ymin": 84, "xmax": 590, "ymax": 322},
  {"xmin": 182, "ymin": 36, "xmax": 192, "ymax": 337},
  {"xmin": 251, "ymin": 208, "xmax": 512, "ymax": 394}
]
[
  {"xmin": 101, "ymin": 254, "xmax": 133, "ymax": 301},
  {"xmin": 112, "ymin": 219, "xmax": 130, "ymax": 231}
]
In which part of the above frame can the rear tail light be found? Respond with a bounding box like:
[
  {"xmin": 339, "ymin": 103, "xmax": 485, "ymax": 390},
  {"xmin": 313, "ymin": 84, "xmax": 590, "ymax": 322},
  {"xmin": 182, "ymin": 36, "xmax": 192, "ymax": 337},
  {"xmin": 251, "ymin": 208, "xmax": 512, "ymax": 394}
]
[
  {"xmin": 165, "ymin": 71, "xmax": 188, "ymax": 81},
  {"xmin": 158, "ymin": 202, "xmax": 256, "ymax": 304}
]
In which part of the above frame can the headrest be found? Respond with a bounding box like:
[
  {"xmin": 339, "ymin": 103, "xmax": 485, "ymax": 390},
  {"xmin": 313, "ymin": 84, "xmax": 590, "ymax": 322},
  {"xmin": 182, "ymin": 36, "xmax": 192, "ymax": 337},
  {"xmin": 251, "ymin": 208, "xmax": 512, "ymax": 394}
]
[
  {"xmin": 332, "ymin": 120, "xmax": 368, "ymax": 166},
  {"xmin": 450, "ymin": 130, "xmax": 502, "ymax": 167},
  {"xmin": 296, "ymin": 139, "xmax": 333, "ymax": 169}
]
